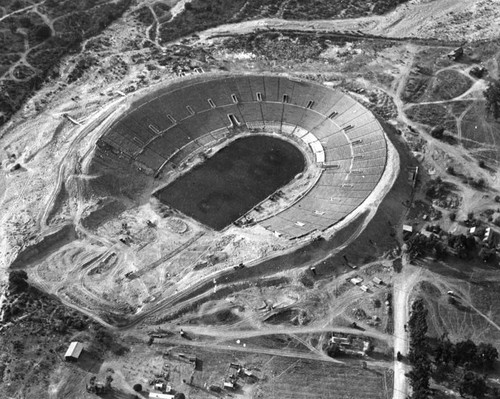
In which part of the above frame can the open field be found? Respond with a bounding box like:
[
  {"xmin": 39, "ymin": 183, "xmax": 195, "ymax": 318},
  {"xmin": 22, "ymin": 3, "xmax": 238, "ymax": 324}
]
[
  {"xmin": 460, "ymin": 101, "xmax": 500, "ymax": 163},
  {"xmin": 255, "ymin": 356, "xmax": 390, "ymax": 399}
]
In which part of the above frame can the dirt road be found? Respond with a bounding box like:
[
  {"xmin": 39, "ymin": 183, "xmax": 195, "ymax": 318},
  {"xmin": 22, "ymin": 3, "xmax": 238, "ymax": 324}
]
[
  {"xmin": 177, "ymin": 324, "xmax": 392, "ymax": 344},
  {"xmin": 392, "ymin": 257, "xmax": 422, "ymax": 399}
]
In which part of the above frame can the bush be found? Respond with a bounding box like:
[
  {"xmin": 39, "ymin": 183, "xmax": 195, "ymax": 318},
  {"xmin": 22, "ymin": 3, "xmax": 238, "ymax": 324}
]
[
  {"xmin": 430, "ymin": 125, "xmax": 445, "ymax": 139},
  {"xmin": 34, "ymin": 25, "xmax": 52, "ymax": 41},
  {"xmin": 459, "ymin": 371, "xmax": 487, "ymax": 398},
  {"xmin": 133, "ymin": 384, "xmax": 142, "ymax": 392},
  {"xmin": 8, "ymin": 270, "xmax": 29, "ymax": 293}
]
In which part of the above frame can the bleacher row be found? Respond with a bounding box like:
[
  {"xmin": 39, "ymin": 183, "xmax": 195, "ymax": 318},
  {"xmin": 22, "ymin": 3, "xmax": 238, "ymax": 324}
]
[{"xmin": 100, "ymin": 74, "xmax": 387, "ymax": 238}]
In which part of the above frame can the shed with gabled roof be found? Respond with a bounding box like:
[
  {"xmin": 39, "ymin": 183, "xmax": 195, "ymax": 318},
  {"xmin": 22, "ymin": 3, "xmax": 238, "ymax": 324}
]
[{"xmin": 64, "ymin": 342, "xmax": 83, "ymax": 361}]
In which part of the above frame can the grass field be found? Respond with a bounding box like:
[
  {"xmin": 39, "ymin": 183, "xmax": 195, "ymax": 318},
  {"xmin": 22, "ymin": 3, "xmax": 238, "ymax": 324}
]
[
  {"xmin": 155, "ymin": 136, "xmax": 305, "ymax": 230},
  {"xmin": 412, "ymin": 259, "xmax": 500, "ymax": 350},
  {"xmin": 460, "ymin": 101, "xmax": 500, "ymax": 162},
  {"xmin": 401, "ymin": 48, "xmax": 453, "ymax": 104},
  {"xmin": 255, "ymin": 357, "xmax": 390, "ymax": 399},
  {"xmin": 425, "ymin": 70, "xmax": 472, "ymax": 102},
  {"xmin": 404, "ymin": 103, "xmax": 457, "ymax": 134},
  {"xmin": 147, "ymin": 343, "xmax": 391, "ymax": 399}
]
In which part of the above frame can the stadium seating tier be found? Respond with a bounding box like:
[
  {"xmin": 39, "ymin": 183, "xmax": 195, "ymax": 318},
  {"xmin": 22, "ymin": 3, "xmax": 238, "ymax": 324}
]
[{"xmin": 99, "ymin": 74, "xmax": 387, "ymax": 237}]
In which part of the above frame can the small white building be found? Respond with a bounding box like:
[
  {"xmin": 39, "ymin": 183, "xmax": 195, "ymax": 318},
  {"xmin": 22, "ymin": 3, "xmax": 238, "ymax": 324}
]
[
  {"xmin": 148, "ymin": 393, "xmax": 174, "ymax": 399},
  {"xmin": 373, "ymin": 277, "xmax": 383, "ymax": 285},
  {"xmin": 64, "ymin": 342, "xmax": 83, "ymax": 362},
  {"xmin": 403, "ymin": 225, "xmax": 413, "ymax": 233}
]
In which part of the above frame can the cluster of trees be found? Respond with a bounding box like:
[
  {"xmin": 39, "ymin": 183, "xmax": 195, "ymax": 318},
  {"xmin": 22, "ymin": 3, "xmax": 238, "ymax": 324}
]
[
  {"xmin": 447, "ymin": 233, "xmax": 477, "ymax": 259},
  {"xmin": 435, "ymin": 338, "xmax": 498, "ymax": 371},
  {"xmin": 484, "ymin": 80, "xmax": 500, "ymax": 119},
  {"xmin": 407, "ymin": 299, "xmax": 431, "ymax": 399},
  {"xmin": 434, "ymin": 337, "xmax": 498, "ymax": 398},
  {"xmin": 407, "ymin": 226, "xmax": 497, "ymax": 263},
  {"xmin": 425, "ymin": 177, "xmax": 455, "ymax": 201},
  {"xmin": 407, "ymin": 233, "xmax": 447, "ymax": 260},
  {"xmin": 407, "ymin": 299, "xmax": 499, "ymax": 398}
]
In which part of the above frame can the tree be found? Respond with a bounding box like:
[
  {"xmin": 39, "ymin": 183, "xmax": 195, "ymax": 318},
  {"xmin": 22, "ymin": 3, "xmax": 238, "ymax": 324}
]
[
  {"xmin": 8, "ymin": 270, "xmax": 28, "ymax": 292},
  {"xmin": 478, "ymin": 247, "xmax": 494, "ymax": 262},
  {"xmin": 431, "ymin": 125, "xmax": 445, "ymax": 139},
  {"xmin": 435, "ymin": 338, "xmax": 454, "ymax": 365},
  {"xmin": 475, "ymin": 342, "xmax": 498, "ymax": 370},
  {"xmin": 476, "ymin": 178, "xmax": 486, "ymax": 189},
  {"xmin": 173, "ymin": 393, "xmax": 186, "ymax": 399},
  {"xmin": 105, "ymin": 375, "xmax": 113, "ymax": 390},
  {"xmin": 408, "ymin": 299, "xmax": 428, "ymax": 350},
  {"xmin": 34, "ymin": 25, "xmax": 52, "ymax": 41},
  {"xmin": 326, "ymin": 343, "xmax": 342, "ymax": 358},
  {"xmin": 484, "ymin": 80, "xmax": 500, "ymax": 119},
  {"xmin": 133, "ymin": 384, "xmax": 142, "ymax": 392},
  {"xmin": 454, "ymin": 340, "xmax": 477, "ymax": 366},
  {"xmin": 459, "ymin": 371, "xmax": 487, "ymax": 398},
  {"xmin": 408, "ymin": 350, "xmax": 432, "ymax": 399}
]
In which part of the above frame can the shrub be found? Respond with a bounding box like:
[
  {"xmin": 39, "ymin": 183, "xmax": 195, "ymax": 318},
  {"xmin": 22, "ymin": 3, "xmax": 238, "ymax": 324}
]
[
  {"xmin": 8, "ymin": 270, "xmax": 29, "ymax": 293},
  {"xmin": 133, "ymin": 384, "xmax": 142, "ymax": 392},
  {"xmin": 430, "ymin": 125, "xmax": 445, "ymax": 139}
]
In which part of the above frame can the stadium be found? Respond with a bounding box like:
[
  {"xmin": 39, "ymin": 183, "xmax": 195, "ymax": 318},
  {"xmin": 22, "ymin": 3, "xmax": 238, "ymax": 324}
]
[{"xmin": 97, "ymin": 73, "xmax": 388, "ymax": 239}]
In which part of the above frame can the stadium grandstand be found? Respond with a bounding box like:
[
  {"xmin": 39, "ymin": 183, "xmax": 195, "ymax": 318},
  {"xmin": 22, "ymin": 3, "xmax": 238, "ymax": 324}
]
[{"xmin": 98, "ymin": 74, "xmax": 387, "ymax": 238}]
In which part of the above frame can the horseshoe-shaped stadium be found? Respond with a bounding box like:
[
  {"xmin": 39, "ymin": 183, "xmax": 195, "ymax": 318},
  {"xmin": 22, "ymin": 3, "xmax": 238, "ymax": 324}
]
[{"xmin": 98, "ymin": 74, "xmax": 388, "ymax": 239}]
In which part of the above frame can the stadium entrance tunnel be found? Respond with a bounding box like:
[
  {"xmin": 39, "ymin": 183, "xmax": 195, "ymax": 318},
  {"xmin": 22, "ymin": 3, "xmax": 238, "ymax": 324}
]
[{"xmin": 154, "ymin": 135, "xmax": 305, "ymax": 230}]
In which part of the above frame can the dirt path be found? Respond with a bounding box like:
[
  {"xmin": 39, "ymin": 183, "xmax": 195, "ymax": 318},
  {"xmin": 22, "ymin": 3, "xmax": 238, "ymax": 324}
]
[
  {"xmin": 38, "ymin": 98, "xmax": 126, "ymax": 230},
  {"xmin": 176, "ymin": 324, "xmax": 392, "ymax": 344},
  {"xmin": 457, "ymin": 101, "xmax": 475, "ymax": 141},
  {"xmin": 392, "ymin": 257, "xmax": 423, "ymax": 399},
  {"xmin": 159, "ymin": 336, "xmax": 346, "ymax": 364},
  {"xmin": 167, "ymin": 0, "xmax": 194, "ymax": 22},
  {"xmin": 463, "ymin": 299, "xmax": 500, "ymax": 333},
  {"xmin": 0, "ymin": 0, "xmax": 46, "ymax": 22},
  {"xmin": 195, "ymin": 0, "xmax": 498, "ymax": 43}
]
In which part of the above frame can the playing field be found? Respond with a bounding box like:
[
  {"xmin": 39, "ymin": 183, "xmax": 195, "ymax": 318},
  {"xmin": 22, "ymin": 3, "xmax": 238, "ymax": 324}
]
[{"xmin": 155, "ymin": 135, "xmax": 305, "ymax": 230}]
